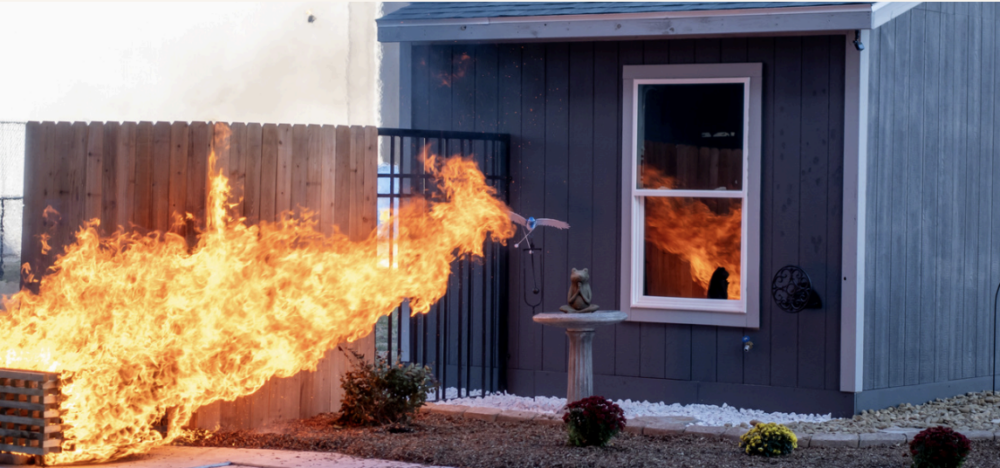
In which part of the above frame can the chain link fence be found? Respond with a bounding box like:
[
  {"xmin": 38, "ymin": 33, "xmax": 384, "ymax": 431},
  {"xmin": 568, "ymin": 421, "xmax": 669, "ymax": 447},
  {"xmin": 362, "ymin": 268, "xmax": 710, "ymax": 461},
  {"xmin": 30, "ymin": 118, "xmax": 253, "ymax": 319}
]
[{"xmin": 0, "ymin": 122, "xmax": 25, "ymax": 298}]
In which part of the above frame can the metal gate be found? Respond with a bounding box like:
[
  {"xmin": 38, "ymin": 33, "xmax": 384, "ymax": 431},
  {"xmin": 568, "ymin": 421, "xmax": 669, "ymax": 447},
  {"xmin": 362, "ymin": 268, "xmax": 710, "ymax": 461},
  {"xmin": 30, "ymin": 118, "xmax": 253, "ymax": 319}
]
[{"xmin": 375, "ymin": 128, "xmax": 510, "ymax": 401}]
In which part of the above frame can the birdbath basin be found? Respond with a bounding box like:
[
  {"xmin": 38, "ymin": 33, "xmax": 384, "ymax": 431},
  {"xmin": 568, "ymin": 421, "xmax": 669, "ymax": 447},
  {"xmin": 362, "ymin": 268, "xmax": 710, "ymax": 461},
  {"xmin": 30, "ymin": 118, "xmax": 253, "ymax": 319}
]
[{"xmin": 533, "ymin": 311, "xmax": 627, "ymax": 404}]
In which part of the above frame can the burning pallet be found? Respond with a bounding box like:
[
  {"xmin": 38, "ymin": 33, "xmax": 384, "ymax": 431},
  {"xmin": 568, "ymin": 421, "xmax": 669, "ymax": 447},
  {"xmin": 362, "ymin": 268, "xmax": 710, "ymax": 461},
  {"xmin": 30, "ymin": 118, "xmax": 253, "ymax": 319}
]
[{"xmin": 0, "ymin": 368, "xmax": 63, "ymax": 464}]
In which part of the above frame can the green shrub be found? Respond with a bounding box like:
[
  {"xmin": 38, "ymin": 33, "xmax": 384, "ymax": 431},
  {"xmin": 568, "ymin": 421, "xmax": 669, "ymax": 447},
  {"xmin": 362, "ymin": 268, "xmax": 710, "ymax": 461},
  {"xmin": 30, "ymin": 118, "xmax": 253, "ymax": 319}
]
[
  {"xmin": 562, "ymin": 396, "xmax": 626, "ymax": 447},
  {"xmin": 739, "ymin": 422, "xmax": 798, "ymax": 457},
  {"xmin": 337, "ymin": 349, "xmax": 437, "ymax": 426},
  {"xmin": 909, "ymin": 426, "xmax": 971, "ymax": 468}
]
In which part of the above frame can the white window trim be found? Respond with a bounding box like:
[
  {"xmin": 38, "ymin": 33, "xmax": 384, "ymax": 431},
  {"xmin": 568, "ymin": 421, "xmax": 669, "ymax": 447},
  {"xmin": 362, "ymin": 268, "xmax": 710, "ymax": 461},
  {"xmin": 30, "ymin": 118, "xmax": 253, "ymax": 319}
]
[{"xmin": 620, "ymin": 63, "xmax": 762, "ymax": 328}]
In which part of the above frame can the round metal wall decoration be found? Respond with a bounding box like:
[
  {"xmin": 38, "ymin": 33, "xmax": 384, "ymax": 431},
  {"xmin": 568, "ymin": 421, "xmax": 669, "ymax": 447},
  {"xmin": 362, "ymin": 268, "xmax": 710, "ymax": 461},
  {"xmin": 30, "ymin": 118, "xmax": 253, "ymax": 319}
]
[{"xmin": 771, "ymin": 265, "xmax": 822, "ymax": 313}]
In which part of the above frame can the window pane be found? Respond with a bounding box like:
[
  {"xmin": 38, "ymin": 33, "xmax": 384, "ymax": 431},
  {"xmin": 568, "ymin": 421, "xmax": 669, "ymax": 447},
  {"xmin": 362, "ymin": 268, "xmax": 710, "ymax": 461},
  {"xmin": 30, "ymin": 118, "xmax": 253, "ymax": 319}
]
[
  {"xmin": 643, "ymin": 197, "xmax": 742, "ymax": 300},
  {"xmin": 637, "ymin": 83, "xmax": 744, "ymax": 191}
]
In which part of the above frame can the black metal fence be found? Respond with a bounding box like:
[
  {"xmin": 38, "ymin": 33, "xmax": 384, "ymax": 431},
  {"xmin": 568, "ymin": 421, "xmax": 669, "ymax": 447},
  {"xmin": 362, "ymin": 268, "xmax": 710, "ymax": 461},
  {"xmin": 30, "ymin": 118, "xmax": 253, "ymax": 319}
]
[{"xmin": 374, "ymin": 128, "xmax": 510, "ymax": 401}]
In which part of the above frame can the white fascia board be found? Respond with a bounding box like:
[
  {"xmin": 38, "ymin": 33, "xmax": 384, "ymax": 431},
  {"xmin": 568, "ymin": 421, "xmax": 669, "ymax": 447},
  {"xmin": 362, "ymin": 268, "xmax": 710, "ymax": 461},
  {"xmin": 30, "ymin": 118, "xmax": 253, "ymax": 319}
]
[
  {"xmin": 378, "ymin": 3, "xmax": 885, "ymax": 43},
  {"xmin": 871, "ymin": 2, "xmax": 920, "ymax": 29}
]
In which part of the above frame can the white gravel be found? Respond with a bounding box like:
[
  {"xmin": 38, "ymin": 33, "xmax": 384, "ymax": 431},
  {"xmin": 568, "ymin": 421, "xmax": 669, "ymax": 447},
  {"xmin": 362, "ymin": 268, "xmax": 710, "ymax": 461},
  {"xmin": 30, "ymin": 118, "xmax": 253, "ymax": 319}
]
[{"xmin": 429, "ymin": 388, "xmax": 833, "ymax": 427}]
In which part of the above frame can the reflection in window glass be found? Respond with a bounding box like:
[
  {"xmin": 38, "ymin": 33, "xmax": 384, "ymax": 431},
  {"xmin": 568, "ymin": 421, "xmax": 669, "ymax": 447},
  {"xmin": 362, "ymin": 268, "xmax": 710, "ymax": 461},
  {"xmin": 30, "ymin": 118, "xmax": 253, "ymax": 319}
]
[
  {"xmin": 637, "ymin": 83, "xmax": 744, "ymax": 191},
  {"xmin": 643, "ymin": 197, "xmax": 742, "ymax": 300}
]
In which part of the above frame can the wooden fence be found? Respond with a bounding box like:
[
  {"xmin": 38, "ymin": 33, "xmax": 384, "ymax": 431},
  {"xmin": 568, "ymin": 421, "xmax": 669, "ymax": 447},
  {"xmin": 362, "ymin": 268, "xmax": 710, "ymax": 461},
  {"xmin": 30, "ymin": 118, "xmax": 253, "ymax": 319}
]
[{"xmin": 19, "ymin": 121, "xmax": 378, "ymax": 430}]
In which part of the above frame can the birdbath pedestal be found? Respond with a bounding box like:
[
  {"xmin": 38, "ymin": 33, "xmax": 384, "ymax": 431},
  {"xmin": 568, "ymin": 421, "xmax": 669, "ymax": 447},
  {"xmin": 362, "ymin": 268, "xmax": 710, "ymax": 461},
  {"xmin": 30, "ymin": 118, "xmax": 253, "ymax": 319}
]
[{"xmin": 532, "ymin": 311, "xmax": 627, "ymax": 404}]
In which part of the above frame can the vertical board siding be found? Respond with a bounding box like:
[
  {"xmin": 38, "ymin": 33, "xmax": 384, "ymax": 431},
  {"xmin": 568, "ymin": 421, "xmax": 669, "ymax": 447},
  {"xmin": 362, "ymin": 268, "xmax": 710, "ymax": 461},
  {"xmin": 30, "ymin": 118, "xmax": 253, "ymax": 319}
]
[
  {"xmin": 614, "ymin": 41, "xmax": 645, "ymax": 381},
  {"xmin": 415, "ymin": 35, "xmax": 845, "ymax": 402},
  {"xmin": 717, "ymin": 38, "xmax": 751, "ymax": 385},
  {"xmin": 542, "ymin": 42, "xmax": 570, "ymax": 376},
  {"xmin": 590, "ymin": 41, "xmax": 620, "ymax": 378},
  {"xmin": 638, "ymin": 41, "xmax": 669, "ymax": 381},
  {"xmin": 825, "ymin": 33, "xmax": 846, "ymax": 391},
  {"xmin": 19, "ymin": 121, "xmax": 379, "ymax": 430},
  {"xmin": 918, "ymin": 8, "xmax": 941, "ymax": 386},
  {"xmin": 520, "ymin": 43, "xmax": 546, "ymax": 376},
  {"xmin": 864, "ymin": 5, "xmax": 1000, "ymax": 391},
  {"xmin": 745, "ymin": 37, "xmax": 776, "ymax": 387},
  {"xmin": 769, "ymin": 36, "xmax": 803, "ymax": 389},
  {"xmin": 903, "ymin": 10, "xmax": 924, "ymax": 388},
  {"xmin": 888, "ymin": 16, "xmax": 909, "ymax": 390},
  {"xmin": 798, "ymin": 35, "xmax": 831, "ymax": 390},
  {"xmin": 690, "ymin": 39, "xmax": 721, "ymax": 384}
]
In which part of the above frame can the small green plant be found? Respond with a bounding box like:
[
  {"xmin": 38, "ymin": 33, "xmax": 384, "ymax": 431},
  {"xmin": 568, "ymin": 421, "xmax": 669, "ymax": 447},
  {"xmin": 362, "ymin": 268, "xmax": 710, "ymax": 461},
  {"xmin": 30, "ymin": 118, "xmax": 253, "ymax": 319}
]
[
  {"xmin": 337, "ymin": 349, "xmax": 437, "ymax": 426},
  {"xmin": 739, "ymin": 422, "xmax": 798, "ymax": 457},
  {"xmin": 909, "ymin": 426, "xmax": 971, "ymax": 468},
  {"xmin": 562, "ymin": 396, "xmax": 626, "ymax": 447}
]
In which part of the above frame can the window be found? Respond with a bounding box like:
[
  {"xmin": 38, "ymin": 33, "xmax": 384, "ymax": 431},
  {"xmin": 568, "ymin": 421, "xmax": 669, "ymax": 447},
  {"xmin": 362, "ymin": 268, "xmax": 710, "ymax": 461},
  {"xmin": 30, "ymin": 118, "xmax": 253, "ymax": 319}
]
[{"xmin": 620, "ymin": 64, "xmax": 762, "ymax": 328}]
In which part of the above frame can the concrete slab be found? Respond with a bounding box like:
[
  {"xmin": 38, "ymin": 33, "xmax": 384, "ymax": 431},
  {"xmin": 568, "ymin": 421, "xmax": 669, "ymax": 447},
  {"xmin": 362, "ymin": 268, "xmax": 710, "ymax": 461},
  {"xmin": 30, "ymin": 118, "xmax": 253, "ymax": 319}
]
[
  {"xmin": 879, "ymin": 426, "xmax": 922, "ymax": 441},
  {"xmin": 859, "ymin": 432, "xmax": 906, "ymax": 447},
  {"xmin": 722, "ymin": 427, "xmax": 745, "ymax": 443},
  {"xmin": 623, "ymin": 419, "xmax": 649, "ymax": 435},
  {"xmin": 422, "ymin": 404, "xmax": 467, "ymax": 417},
  {"xmin": 962, "ymin": 430, "xmax": 994, "ymax": 441},
  {"xmin": 811, "ymin": 433, "xmax": 860, "ymax": 448},
  {"xmin": 0, "ymin": 446, "xmax": 446, "ymax": 468},
  {"xmin": 685, "ymin": 425, "xmax": 726, "ymax": 439},
  {"xmin": 660, "ymin": 416, "xmax": 698, "ymax": 424},
  {"xmin": 462, "ymin": 407, "xmax": 501, "ymax": 422},
  {"xmin": 643, "ymin": 421, "xmax": 686, "ymax": 437},
  {"xmin": 496, "ymin": 410, "xmax": 538, "ymax": 423},
  {"xmin": 534, "ymin": 414, "xmax": 565, "ymax": 427},
  {"xmin": 795, "ymin": 433, "xmax": 811, "ymax": 448},
  {"xmin": 623, "ymin": 416, "xmax": 663, "ymax": 435}
]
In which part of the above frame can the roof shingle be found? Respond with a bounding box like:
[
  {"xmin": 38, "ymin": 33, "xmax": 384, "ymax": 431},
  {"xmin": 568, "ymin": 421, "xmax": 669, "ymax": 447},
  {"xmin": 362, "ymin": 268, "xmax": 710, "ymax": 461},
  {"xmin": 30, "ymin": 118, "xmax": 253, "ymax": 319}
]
[{"xmin": 378, "ymin": 2, "xmax": 865, "ymax": 22}]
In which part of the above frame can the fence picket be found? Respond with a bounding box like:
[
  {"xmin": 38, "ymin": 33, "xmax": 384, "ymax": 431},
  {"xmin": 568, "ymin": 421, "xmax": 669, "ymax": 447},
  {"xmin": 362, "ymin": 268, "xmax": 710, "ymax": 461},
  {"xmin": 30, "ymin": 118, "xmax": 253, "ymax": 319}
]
[
  {"xmin": 134, "ymin": 122, "xmax": 154, "ymax": 230},
  {"xmin": 151, "ymin": 122, "xmax": 172, "ymax": 233},
  {"xmin": 319, "ymin": 125, "xmax": 337, "ymax": 236},
  {"xmin": 100, "ymin": 122, "xmax": 119, "ymax": 236},
  {"xmin": 167, "ymin": 122, "xmax": 188, "ymax": 236},
  {"xmin": 84, "ymin": 123, "xmax": 103, "ymax": 226},
  {"xmin": 244, "ymin": 123, "xmax": 263, "ymax": 225},
  {"xmin": 115, "ymin": 122, "xmax": 137, "ymax": 231},
  {"xmin": 229, "ymin": 123, "xmax": 248, "ymax": 217}
]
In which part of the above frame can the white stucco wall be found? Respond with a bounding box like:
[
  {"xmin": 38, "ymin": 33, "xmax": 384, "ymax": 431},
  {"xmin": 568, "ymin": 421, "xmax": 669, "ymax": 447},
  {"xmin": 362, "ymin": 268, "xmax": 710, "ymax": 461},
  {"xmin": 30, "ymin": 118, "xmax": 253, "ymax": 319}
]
[{"xmin": 0, "ymin": 2, "xmax": 379, "ymax": 125}]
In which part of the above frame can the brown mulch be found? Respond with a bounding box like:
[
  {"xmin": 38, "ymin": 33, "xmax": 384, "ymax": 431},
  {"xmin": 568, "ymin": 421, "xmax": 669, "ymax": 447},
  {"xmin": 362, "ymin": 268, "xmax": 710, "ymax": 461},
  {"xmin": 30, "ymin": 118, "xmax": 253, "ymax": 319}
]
[{"xmin": 178, "ymin": 413, "xmax": 1000, "ymax": 467}]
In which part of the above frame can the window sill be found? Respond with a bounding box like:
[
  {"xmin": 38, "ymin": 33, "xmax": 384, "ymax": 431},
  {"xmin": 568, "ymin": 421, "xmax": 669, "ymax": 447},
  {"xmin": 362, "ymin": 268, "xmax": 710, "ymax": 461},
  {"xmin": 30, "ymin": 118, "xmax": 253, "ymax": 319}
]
[{"xmin": 627, "ymin": 307, "xmax": 759, "ymax": 328}]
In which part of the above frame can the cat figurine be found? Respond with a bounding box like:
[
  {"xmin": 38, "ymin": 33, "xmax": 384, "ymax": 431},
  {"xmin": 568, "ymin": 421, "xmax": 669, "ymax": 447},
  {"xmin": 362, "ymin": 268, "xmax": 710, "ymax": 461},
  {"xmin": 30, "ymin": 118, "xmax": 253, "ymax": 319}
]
[{"xmin": 560, "ymin": 267, "xmax": 600, "ymax": 313}]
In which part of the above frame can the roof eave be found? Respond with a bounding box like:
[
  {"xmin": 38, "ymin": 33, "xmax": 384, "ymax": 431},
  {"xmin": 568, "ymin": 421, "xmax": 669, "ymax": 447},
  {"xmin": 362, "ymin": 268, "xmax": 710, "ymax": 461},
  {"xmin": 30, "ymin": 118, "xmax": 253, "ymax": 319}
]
[{"xmin": 377, "ymin": 2, "xmax": 920, "ymax": 43}]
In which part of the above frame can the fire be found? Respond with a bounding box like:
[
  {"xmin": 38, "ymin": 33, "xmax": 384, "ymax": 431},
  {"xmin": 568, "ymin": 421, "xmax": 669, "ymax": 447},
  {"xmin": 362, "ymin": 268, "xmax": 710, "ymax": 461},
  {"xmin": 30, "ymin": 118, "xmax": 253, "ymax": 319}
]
[
  {"xmin": 641, "ymin": 165, "xmax": 742, "ymax": 299},
  {"xmin": 435, "ymin": 52, "xmax": 471, "ymax": 87},
  {"xmin": 1, "ymin": 150, "xmax": 514, "ymax": 464}
]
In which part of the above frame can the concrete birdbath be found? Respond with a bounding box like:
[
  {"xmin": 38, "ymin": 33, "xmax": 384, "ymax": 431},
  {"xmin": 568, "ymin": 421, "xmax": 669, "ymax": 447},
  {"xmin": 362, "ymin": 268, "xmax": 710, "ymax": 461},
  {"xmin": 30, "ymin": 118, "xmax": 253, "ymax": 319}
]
[{"xmin": 533, "ymin": 311, "xmax": 627, "ymax": 404}]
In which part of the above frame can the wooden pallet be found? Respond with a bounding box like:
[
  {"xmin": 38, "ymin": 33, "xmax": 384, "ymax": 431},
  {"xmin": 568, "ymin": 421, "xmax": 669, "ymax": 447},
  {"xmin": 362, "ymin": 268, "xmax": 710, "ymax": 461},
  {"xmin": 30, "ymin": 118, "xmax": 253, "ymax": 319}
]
[{"xmin": 0, "ymin": 368, "xmax": 62, "ymax": 458}]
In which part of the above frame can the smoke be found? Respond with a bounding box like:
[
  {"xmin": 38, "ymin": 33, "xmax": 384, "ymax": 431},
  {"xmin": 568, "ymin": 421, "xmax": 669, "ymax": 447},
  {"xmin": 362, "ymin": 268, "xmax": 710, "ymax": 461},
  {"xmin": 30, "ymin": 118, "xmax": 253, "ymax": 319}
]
[{"xmin": 0, "ymin": 2, "xmax": 381, "ymax": 125}]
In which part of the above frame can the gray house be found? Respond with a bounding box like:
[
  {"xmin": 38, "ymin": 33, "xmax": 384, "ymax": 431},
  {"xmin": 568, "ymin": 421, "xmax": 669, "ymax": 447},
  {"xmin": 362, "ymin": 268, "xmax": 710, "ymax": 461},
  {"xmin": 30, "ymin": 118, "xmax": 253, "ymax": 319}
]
[{"xmin": 377, "ymin": 2, "xmax": 1000, "ymax": 416}]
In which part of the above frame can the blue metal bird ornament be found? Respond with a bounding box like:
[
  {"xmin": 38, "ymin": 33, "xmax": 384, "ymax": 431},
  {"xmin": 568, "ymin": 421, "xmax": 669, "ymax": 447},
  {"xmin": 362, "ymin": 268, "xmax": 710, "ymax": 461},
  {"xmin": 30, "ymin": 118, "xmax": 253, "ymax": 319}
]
[{"xmin": 507, "ymin": 211, "xmax": 570, "ymax": 249}]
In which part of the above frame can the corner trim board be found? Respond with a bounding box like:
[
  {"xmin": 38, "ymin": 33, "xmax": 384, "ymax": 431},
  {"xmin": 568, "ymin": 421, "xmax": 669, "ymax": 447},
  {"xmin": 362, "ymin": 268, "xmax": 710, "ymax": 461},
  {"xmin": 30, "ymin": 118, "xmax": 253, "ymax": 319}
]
[{"xmin": 840, "ymin": 30, "xmax": 870, "ymax": 393}]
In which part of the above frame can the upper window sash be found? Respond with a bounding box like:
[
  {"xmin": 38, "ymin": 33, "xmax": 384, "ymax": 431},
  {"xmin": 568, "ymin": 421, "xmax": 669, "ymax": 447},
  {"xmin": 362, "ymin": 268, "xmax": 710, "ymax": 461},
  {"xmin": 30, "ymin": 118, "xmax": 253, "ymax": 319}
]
[{"xmin": 631, "ymin": 77, "xmax": 751, "ymax": 198}]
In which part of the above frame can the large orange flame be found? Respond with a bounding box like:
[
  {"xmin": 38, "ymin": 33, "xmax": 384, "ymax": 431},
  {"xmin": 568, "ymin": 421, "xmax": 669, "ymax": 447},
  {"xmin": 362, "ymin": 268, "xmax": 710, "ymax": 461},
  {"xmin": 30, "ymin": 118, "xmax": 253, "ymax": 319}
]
[
  {"xmin": 641, "ymin": 165, "xmax": 742, "ymax": 299},
  {"xmin": 1, "ymin": 152, "xmax": 514, "ymax": 464}
]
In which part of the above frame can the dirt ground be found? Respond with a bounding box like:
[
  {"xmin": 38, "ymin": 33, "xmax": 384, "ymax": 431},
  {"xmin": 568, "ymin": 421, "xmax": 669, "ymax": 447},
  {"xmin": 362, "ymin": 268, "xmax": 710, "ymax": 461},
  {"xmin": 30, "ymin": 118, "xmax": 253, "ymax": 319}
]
[{"xmin": 176, "ymin": 412, "xmax": 1000, "ymax": 468}]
